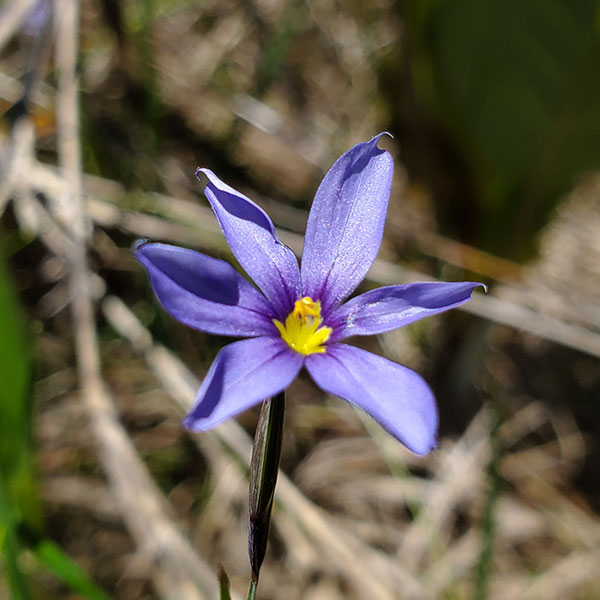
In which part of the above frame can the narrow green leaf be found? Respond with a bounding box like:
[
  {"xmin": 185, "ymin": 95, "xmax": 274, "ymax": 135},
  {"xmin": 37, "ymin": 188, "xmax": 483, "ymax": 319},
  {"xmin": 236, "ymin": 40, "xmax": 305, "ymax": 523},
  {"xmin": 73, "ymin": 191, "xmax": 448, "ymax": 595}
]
[
  {"xmin": 0, "ymin": 250, "xmax": 41, "ymax": 533},
  {"xmin": 0, "ymin": 474, "xmax": 30, "ymax": 600},
  {"xmin": 475, "ymin": 405, "xmax": 501, "ymax": 600},
  {"xmin": 218, "ymin": 565, "xmax": 232, "ymax": 600},
  {"xmin": 29, "ymin": 538, "xmax": 114, "ymax": 600},
  {"xmin": 0, "ymin": 252, "xmax": 30, "ymax": 421},
  {"xmin": 0, "ymin": 529, "xmax": 30, "ymax": 600}
]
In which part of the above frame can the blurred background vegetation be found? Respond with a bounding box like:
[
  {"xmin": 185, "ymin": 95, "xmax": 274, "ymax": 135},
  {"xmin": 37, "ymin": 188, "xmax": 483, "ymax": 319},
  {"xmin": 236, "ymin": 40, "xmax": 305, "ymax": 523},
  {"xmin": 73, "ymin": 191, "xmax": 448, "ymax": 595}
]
[{"xmin": 1, "ymin": 0, "xmax": 599, "ymax": 598}]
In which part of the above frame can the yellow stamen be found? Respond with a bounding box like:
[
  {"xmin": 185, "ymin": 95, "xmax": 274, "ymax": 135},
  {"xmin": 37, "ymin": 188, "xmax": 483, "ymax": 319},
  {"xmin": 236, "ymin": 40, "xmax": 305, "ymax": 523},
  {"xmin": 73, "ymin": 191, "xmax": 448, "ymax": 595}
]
[{"xmin": 273, "ymin": 297, "xmax": 332, "ymax": 355}]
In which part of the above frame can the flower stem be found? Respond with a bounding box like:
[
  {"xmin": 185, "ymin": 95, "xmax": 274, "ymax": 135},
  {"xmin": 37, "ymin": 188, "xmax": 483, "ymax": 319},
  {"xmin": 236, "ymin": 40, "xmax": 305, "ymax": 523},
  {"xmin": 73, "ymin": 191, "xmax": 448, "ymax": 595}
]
[
  {"xmin": 246, "ymin": 578, "xmax": 258, "ymax": 600},
  {"xmin": 247, "ymin": 391, "xmax": 285, "ymax": 592}
]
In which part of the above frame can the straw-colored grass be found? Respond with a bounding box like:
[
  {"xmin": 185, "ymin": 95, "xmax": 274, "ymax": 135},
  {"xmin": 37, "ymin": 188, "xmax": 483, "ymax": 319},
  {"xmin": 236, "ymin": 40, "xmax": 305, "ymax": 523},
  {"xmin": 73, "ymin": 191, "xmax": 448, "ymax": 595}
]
[{"xmin": 1, "ymin": 1, "xmax": 599, "ymax": 598}]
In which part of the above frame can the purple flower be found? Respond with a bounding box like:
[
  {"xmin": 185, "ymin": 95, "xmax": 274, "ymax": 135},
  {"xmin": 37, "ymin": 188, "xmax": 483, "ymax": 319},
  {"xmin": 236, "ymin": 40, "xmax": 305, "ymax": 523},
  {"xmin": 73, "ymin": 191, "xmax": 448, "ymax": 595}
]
[{"xmin": 135, "ymin": 134, "xmax": 483, "ymax": 454}]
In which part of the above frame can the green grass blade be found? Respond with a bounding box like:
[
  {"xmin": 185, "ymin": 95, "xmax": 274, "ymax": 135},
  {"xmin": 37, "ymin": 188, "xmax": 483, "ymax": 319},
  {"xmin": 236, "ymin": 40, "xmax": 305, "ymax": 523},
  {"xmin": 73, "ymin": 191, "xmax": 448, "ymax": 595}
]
[
  {"xmin": 218, "ymin": 565, "xmax": 232, "ymax": 600},
  {"xmin": 0, "ymin": 474, "xmax": 31, "ymax": 600},
  {"xmin": 0, "ymin": 250, "xmax": 41, "ymax": 533},
  {"xmin": 0, "ymin": 250, "xmax": 110, "ymax": 599},
  {"xmin": 0, "ymin": 248, "xmax": 34, "ymax": 598},
  {"xmin": 30, "ymin": 538, "xmax": 113, "ymax": 600},
  {"xmin": 474, "ymin": 405, "xmax": 500, "ymax": 600}
]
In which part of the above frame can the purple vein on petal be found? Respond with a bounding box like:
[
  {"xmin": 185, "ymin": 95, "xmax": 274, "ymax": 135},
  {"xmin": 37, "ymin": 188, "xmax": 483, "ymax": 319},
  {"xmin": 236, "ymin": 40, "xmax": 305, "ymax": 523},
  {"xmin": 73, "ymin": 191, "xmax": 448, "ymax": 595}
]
[
  {"xmin": 301, "ymin": 133, "xmax": 394, "ymax": 313},
  {"xmin": 306, "ymin": 343, "xmax": 438, "ymax": 455},
  {"xmin": 198, "ymin": 168, "xmax": 301, "ymax": 318},
  {"xmin": 183, "ymin": 337, "xmax": 304, "ymax": 431},
  {"xmin": 328, "ymin": 281, "xmax": 485, "ymax": 341},
  {"xmin": 134, "ymin": 241, "xmax": 277, "ymax": 337}
]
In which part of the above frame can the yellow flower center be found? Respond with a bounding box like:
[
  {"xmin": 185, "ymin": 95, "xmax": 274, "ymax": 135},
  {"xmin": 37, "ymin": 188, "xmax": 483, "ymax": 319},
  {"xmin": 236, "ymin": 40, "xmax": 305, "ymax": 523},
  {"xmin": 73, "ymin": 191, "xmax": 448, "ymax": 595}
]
[{"xmin": 273, "ymin": 297, "xmax": 332, "ymax": 355}]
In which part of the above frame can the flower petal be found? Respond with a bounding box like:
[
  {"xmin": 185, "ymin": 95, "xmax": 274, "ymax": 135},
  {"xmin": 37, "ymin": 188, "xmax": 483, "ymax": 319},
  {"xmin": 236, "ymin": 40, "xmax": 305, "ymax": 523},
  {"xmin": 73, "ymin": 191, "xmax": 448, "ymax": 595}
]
[
  {"xmin": 301, "ymin": 134, "xmax": 394, "ymax": 313},
  {"xmin": 135, "ymin": 241, "xmax": 276, "ymax": 337},
  {"xmin": 198, "ymin": 169, "xmax": 301, "ymax": 318},
  {"xmin": 305, "ymin": 344, "xmax": 438, "ymax": 454},
  {"xmin": 183, "ymin": 337, "xmax": 303, "ymax": 431},
  {"xmin": 329, "ymin": 281, "xmax": 485, "ymax": 341}
]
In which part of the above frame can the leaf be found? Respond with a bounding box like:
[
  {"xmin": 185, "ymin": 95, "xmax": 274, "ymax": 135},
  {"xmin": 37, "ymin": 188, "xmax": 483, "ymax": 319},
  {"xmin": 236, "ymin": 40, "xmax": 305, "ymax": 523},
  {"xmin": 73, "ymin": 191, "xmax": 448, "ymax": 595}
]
[
  {"xmin": 30, "ymin": 538, "xmax": 113, "ymax": 600},
  {"xmin": 0, "ymin": 249, "xmax": 35, "ymax": 598},
  {"xmin": 0, "ymin": 481, "xmax": 30, "ymax": 600},
  {"xmin": 0, "ymin": 250, "xmax": 41, "ymax": 532},
  {"xmin": 218, "ymin": 565, "xmax": 232, "ymax": 600}
]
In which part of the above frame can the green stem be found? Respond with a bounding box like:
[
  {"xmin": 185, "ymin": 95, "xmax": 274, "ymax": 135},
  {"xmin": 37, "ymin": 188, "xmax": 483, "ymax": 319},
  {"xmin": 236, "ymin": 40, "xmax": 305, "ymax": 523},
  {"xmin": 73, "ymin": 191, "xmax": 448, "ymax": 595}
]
[
  {"xmin": 0, "ymin": 469, "xmax": 30, "ymax": 600},
  {"xmin": 247, "ymin": 578, "xmax": 258, "ymax": 600}
]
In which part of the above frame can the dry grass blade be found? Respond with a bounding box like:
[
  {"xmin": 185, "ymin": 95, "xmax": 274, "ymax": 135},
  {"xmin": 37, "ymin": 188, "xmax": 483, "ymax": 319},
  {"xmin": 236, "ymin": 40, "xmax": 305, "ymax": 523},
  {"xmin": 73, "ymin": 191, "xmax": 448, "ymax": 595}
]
[
  {"xmin": 0, "ymin": 0, "xmax": 39, "ymax": 52},
  {"xmin": 3, "ymin": 128, "xmax": 597, "ymax": 598},
  {"xmin": 369, "ymin": 260, "xmax": 600, "ymax": 360},
  {"xmin": 397, "ymin": 410, "xmax": 492, "ymax": 570},
  {"xmin": 520, "ymin": 551, "xmax": 600, "ymax": 600},
  {"xmin": 49, "ymin": 4, "xmax": 219, "ymax": 598},
  {"xmin": 12, "ymin": 145, "xmax": 600, "ymax": 360},
  {"xmin": 0, "ymin": 119, "xmax": 36, "ymax": 214},
  {"xmin": 80, "ymin": 171, "xmax": 600, "ymax": 360},
  {"xmin": 1, "ymin": 2, "xmax": 598, "ymax": 598},
  {"xmin": 102, "ymin": 294, "xmax": 424, "ymax": 600}
]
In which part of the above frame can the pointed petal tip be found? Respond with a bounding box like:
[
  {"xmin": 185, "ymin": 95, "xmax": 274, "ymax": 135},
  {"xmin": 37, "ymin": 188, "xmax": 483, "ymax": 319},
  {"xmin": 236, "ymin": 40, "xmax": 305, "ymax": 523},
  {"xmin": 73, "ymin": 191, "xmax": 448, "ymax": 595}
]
[
  {"xmin": 466, "ymin": 281, "xmax": 488, "ymax": 296},
  {"xmin": 182, "ymin": 413, "xmax": 226, "ymax": 433},
  {"xmin": 195, "ymin": 167, "xmax": 212, "ymax": 185},
  {"xmin": 196, "ymin": 168, "xmax": 277, "ymax": 238},
  {"xmin": 330, "ymin": 280, "xmax": 488, "ymax": 342},
  {"xmin": 366, "ymin": 132, "xmax": 395, "ymax": 157},
  {"xmin": 389, "ymin": 409, "xmax": 438, "ymax": 455},
  {"xmin": 458, "ymin": 281, "xmax": 487, "ymax": 296},
  {"xmin": 132, "ymin": 238, "xmax": 151, "ymax": 254},
  {"xmin": 301, "ymin": 134, "xmax": 395, "ymax": 309},
  {"xmin": 195, "ymin": 167, "xmax": 301, "ymax": 315},
  {"xmin": 370, "ymin": 131, "xmax": 394, "ymax": 145},
  {"xmin": 181, "ymin": 414, "xmax": 195, "ymax": 430},
  {"xmin": 408, "ymin": 435, "xmax": 439, "ymax": 456},
  {"xmin": 196, "ymin": 168, "xmax": 233, "ymax": 194},
  {"xmin": 182, "ymin": 413, "xmax": 207, "ymax": 432}
]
